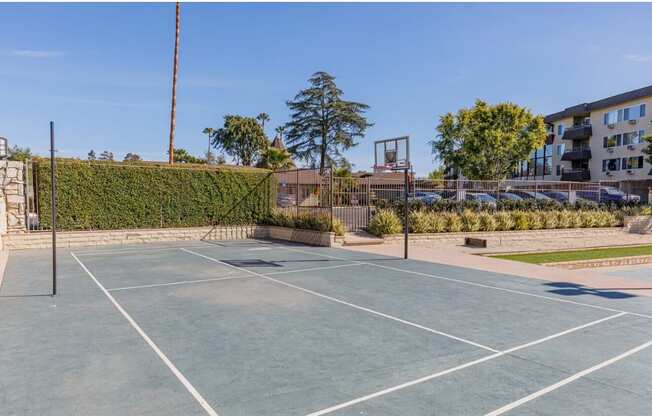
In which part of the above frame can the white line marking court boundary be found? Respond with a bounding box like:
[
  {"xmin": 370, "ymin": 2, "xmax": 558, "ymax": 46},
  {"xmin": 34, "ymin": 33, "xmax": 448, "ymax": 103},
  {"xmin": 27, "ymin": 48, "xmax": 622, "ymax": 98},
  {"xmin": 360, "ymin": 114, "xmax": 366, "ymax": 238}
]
[
  {"xmin": 70, "ymin": 252, "xmax": 220, "ymax": 416},
  {"xmin": 180, "ymin": 248, "xmax": 500, "ymax": 353}
]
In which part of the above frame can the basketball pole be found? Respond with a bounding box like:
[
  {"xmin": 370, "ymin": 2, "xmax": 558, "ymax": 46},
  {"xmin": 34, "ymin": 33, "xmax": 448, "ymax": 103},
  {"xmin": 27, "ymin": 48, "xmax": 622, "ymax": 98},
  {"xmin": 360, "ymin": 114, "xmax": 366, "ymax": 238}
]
[
  {"xmin": 403, "ymin": 166, "xmax": 409, "ymax": 259},
  {"xmin": 50, "ymin": 121, "xmax": 57, "ymax": 296}
]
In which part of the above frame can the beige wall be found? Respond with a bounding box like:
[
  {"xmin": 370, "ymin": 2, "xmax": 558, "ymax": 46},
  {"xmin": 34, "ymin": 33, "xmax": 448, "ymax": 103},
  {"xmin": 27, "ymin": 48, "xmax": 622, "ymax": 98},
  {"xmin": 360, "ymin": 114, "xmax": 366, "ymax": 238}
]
[{"xmin": 549, "ymin": 96, "xmax": 651, "ymax": 182}]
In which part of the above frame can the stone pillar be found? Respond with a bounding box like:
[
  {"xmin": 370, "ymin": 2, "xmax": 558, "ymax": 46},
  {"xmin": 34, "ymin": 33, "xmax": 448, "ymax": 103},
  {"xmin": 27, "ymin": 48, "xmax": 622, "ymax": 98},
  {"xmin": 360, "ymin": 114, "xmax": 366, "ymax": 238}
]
[{"xmin": 0, "ymin": 161, "xmax": 26, "ymax": 234}]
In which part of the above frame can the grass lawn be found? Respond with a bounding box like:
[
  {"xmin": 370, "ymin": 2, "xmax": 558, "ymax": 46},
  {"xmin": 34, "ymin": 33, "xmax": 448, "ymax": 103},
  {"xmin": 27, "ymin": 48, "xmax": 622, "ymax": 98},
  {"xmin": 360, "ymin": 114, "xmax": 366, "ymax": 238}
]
[{"xmin": 492, "ymin": 245, "xmax": 652, "ymax": 265}]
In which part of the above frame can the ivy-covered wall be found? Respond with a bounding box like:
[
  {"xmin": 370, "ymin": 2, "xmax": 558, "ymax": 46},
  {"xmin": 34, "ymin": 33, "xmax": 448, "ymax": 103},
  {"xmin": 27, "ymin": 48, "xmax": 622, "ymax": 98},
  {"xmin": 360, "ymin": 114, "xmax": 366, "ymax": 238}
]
[{"xmin": 34, "ymin": 159, "xmax": 276, "ymax": 231}]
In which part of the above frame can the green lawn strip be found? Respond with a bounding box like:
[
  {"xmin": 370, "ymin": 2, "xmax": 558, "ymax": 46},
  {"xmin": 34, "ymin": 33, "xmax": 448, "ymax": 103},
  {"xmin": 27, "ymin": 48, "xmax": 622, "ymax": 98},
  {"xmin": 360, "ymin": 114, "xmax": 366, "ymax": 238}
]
[{"xmin": 492, "ymin": 245, "xmax": 652, "ymax": 265}]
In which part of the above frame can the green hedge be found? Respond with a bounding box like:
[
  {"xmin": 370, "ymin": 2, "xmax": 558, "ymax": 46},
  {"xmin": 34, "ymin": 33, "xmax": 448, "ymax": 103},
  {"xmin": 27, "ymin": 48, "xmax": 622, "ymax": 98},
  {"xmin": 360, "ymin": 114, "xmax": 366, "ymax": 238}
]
[{"xmin": 34, "ymin": 159, "xmax": 276, "ymax": 230}]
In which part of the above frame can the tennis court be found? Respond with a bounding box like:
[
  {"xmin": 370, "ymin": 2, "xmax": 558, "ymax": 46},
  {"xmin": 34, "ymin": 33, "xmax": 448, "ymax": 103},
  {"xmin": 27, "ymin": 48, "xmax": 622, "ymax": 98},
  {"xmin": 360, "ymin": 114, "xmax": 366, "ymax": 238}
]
[{"xmin": 2, "ymin": 238, "xmax": 652, "ymax": 416}]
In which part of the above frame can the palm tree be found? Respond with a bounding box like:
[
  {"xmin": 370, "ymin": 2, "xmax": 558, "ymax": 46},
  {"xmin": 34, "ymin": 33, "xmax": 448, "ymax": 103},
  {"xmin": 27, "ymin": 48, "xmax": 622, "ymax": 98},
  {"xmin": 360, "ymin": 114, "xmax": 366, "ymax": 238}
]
[
  {"xmin": 202, "ymin": 127, "xmax": 215, "ymax": 163},
  {"xmin": 256, "ymin": 147, "xmax": 295, "ymax": 171},
  {"xmin": 257, "ymin": 113, "xmax": 270, "ymax": 132},
  {"xmin": 168, "ymin": 2, "xmax": 181, "ymax": 164}
]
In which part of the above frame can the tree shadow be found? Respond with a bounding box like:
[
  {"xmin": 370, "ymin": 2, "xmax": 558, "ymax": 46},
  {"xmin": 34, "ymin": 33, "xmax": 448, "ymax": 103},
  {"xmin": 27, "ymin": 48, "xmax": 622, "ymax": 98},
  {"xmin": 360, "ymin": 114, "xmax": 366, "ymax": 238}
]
[{"xmin": 544, "ymin": 282, "xmax": 637, "ymax": 299}]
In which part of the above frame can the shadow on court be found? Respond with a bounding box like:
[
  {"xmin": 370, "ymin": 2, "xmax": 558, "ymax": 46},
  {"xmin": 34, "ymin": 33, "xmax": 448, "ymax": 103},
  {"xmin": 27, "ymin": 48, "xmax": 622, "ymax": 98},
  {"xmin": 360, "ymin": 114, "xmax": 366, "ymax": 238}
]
[{"xmin": 544, "ymin": 282, "xmax": 637, "ymax": 299}]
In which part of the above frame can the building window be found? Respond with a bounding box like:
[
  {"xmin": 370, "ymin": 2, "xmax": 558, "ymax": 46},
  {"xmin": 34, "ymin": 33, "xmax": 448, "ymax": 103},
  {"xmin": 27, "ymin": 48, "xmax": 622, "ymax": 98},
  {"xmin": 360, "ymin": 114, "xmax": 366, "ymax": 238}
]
[
  {"xmin": 622, "ymin": 156, "xmax": 645, "ymax": 170},
  {"xmin": 557, "ymin": 124, "xmax": 564, "ymax": 136},
  {"xmin": 602, "ymin": 158, "xmax": 621, "ymax": 172},
  {"xmin": 556, "ymin": 165, "xmax": 561, "ymax": 176},
  {"xmin": 603, "ymin": 134, "xmax": 622, "ymax": 148},
  {"xmin": 556, "ymin": 143, "xmax": 565, "ymax": 156},
  {"xmin": 603, "ymin": 103, "xmax": 646, "ymax": 125},
  {"xmin": 622, "ymin": 130, "xmax": 645, "ymax": 145}
]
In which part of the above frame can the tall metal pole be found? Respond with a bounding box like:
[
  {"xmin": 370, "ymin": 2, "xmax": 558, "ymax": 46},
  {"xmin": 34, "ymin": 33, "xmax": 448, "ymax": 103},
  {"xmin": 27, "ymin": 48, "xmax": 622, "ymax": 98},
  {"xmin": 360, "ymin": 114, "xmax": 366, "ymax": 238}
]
[
  {"xmin": 403, "ymin": 167, "xmax": 409, "ymax": 259},
  {"xmin": 168, "ymin": 2, "xmax": 181, "ymax": 164},
  {"xmin": 50, "ymin": 121, "xmax": 57, "ymax": 296}
]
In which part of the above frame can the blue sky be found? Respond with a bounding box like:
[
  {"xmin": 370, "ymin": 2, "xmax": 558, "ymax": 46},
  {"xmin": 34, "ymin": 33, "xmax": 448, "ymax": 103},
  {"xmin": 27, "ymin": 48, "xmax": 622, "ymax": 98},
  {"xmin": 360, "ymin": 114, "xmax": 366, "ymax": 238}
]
[{"xmin": 1, "ymin": 3, "xmax": 651, "ymax": 175}]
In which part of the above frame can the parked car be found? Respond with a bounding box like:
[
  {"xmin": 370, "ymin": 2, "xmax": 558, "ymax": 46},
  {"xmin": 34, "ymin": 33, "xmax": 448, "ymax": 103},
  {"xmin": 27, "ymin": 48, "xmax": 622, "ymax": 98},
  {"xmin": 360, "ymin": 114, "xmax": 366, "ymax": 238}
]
[
  {"xmin": 409, "ymin": 191, "xmax": 442, "ymax": 205},
  {"xmin": 511, "ymin": 190, "xmax": 553, "ymax": 201},
  {"xmin": 488, "ymin": 192, "xmax": 523, "ymax": 201},
  {"xmin": 277, "ymin": 194, "xmax": 296, "ymax": 207},
  {"xmin": 576, "ymin": 187, "xmax": 640, "ymax": 203},
  {"xmin": 542, "ymin": 191, "xmax": 569, "ymax": 203},
  {"xmin": 465, "ymin": 192, "xmax": 497, "ymax": 207}
]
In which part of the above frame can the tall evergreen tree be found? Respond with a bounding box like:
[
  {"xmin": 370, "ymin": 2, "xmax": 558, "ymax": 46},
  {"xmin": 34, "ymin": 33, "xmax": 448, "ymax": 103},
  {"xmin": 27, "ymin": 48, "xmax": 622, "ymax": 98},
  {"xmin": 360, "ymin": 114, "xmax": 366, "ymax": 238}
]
[
  {"xmin": 284, "ymin": 71, "xmax": 372, "ymax": 174},
  {"xmin": 87, "ymin": 150, "xmax": 96, "ymax": 161}
]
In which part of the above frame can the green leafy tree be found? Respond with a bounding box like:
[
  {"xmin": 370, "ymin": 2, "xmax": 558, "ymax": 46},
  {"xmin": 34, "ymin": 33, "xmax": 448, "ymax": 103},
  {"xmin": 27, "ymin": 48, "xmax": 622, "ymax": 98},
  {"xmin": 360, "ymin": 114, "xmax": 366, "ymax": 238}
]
[
  {"xmin": 87, "ymin": 150, "xmax": 97, "ymax": 161},
  {"xmin": 284, "ymin": 71, "xmax": 372, "ymax": 175},
  {"xmin": 8, "ymin": 145, "xmax": 32, "ymax": 161},
  {"xmin": 427, "ymin": 167, "xmax": 445, "ymax": 180},
  {"xmin": 170, "ymin": 148, "xmax": 204, "ymax": 164},
  {"xmin": 212, "ymin": 115, "xmax": 268, "ymax": 166},
  {"xmin": 123, "ymin": 153, "xmax": 142, "ymax": 162},
  {"xmin": 99, "ymin": 150, "xmax": 114, "ymax": 161},
  {"xmin": 256, "ymin": 147, "xmax": 295, "ymax": 170},
  {"xmin": 643, "ymin": 129, "xmax": 652, "ymax": 174},
  {"xmin": 431, "ymin": 100, "xmax": 546, "ymax": 180}
]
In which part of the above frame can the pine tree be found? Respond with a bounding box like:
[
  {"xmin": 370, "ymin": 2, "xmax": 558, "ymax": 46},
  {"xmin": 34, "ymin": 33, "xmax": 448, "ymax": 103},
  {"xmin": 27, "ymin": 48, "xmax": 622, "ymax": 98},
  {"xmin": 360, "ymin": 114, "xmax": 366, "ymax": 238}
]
[{"xmin": 284, "ymin": 71, "xmax": 372, "ymax": 174}]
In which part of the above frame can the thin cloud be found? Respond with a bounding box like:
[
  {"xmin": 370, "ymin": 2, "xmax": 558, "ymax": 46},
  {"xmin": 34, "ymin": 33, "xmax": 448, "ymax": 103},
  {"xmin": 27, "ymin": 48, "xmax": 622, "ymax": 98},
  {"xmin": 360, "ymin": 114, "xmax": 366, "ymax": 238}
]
[
  {"xmin": 9, "ymin": 49, "xmax": 66, "ymax": 59},
  {"xmin": 624, "ymin": 53, "xmax": 652, "ymax": 63}
]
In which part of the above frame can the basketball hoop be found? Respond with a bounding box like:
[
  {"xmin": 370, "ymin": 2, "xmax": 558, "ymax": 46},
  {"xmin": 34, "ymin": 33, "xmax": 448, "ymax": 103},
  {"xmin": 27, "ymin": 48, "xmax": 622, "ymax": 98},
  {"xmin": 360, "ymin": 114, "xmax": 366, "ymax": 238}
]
[{"xmin": 374, "ymin": 136, "xmax": 410, "ymax": 172}]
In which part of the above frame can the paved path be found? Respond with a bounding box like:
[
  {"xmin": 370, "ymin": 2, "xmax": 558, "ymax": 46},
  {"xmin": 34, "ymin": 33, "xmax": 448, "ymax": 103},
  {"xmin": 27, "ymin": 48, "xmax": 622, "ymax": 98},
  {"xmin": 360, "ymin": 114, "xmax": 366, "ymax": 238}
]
[{"xmin": 342, "ymin": 243, "xmax": 652, "ymax": 297}]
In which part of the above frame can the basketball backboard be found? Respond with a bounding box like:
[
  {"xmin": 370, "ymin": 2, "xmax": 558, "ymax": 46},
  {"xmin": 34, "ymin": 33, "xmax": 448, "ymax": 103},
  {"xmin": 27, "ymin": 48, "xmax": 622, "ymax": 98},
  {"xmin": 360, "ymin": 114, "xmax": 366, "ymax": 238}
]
[{"xmin": 374, "ymin": 136, "xmax": 410, "ymax": 171}]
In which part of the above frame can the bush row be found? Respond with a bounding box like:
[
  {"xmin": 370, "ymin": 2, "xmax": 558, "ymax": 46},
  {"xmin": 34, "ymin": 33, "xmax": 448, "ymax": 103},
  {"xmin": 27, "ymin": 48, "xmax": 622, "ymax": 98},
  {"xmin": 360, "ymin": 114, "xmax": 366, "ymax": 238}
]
[
  {"xmin": 35, "ymin": 159, "xmax": 276, "ymax": 230},
  {"xmin": 376, "ymin": 199, "xmax": 649, "ymax": 215},
  {"xmin": 367, "ymin": 208, "xmax": 626, "ymax": 236},
  {"xmin": 262, "ymin": 208, "xmax": 346, "ymax": 236}
]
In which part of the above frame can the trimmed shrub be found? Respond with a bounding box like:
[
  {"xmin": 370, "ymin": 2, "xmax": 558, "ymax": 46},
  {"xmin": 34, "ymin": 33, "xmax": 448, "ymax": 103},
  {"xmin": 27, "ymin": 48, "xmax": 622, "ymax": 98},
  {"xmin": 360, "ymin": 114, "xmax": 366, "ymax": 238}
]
[
  {"xmin": 479, "ymin": 212, "xmax": 497, "ymax": 232},
  {"xmin": 331, "ymin": 217, "xmax": 346, "ymax": 236},
  {"xmin": 556, "ymin": 210, "xmax": 573, "ymax": 229},
  {"xmin": 580, "ymin": 210, "xmax": 600, "ymax": 228},
  {"xmin": 265, "ymin": 209, "xmax": 346, "ymax": 236},
  {"xmin": 34, "ymin": 158, "xmax": 275, "ymax": 230},
  {"xmin": 444, "ymin": 212, "xmax": 462, "ymax": 232},
  {"xmin": 460, "ymin": 210, "xmax": 481, "ymax": 232},
  {"xmin": 368, "ymin": 209, "xmax": 403, "ymax": 236},
  {"xmin": 494, "ymin": 211, "xmax": 515, "ymax": 231},
  {"xmin": 409, "ymin": 210, "xmax": 431, "ymax": 233},
  {"xmin": 526, "ymin": 211, "xmax": 544, "ymax": 230},
  {"xmin": 511, "ymin": 211, "xmax": 530, "ymax": 231},
  {"xmin": 541, "ymin": 211, "xmax": 559, "ymax": 229}
]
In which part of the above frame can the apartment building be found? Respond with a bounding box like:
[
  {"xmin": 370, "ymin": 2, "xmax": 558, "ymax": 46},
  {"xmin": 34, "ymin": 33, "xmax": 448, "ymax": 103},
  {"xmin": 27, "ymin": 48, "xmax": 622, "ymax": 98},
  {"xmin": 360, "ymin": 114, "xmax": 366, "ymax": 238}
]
[{"xmin": 513, "ymin": 85, "xmax": 652, "ymax": 192}]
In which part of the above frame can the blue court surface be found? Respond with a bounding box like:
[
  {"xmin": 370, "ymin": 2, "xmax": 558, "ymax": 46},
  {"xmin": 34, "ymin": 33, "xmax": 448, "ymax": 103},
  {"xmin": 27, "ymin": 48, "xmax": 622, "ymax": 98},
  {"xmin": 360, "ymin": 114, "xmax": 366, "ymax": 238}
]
[{"xmin": 1, "ymin": 239, "xmax": 651, "ymax": 416}]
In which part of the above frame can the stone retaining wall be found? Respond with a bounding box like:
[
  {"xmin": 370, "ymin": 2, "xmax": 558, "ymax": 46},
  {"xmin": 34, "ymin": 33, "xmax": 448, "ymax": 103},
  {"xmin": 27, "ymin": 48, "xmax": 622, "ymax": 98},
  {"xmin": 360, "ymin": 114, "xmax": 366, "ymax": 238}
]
[
  {"xmin": 382, "ymin": 227, "xmax": 625, "ymax": 244},
  {"xmin": 547, "ymin": 255, "xmax": 652, "ymax": 269},
  {"xmin": 0, "ymin": 161, "xmax": 26, "ymax": 234},
  {"xmin": 5, "ymin": 225, "xmax": 337, "ymax": 250}
]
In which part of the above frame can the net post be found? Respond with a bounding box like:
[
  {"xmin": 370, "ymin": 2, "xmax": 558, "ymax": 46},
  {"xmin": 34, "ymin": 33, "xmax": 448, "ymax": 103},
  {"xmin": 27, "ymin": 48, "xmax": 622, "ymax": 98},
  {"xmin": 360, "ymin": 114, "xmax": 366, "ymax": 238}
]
[
  {"xmin": 49, "ymin": 121, "xmax": 57, "ymax": 296},
  {"xmin": 329, "ymin": 169, "xmax": 334, "ymax": 230}
]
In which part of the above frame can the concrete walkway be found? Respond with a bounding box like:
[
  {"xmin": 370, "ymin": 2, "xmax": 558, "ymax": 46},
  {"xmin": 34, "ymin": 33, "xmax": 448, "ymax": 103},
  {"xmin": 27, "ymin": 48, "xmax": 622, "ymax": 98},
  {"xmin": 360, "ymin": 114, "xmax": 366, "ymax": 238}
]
[{"xmin": 342, "ymin": 242, "xmax": 652, "ymax": 297}]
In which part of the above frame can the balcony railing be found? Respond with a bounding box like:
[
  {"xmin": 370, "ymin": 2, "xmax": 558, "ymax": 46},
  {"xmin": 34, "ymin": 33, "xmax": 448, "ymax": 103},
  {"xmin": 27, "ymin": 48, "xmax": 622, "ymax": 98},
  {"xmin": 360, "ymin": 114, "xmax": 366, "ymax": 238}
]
[
  {"xmin": 562, "ymin": 124, "xmax": 592, "ymax": 141},
  {"xmin": 560, "ymin": 169, "xmax": 591, "ymax": 182},
  {"xmin": 561, "ymin": 147, "xmax": 592, "ymax": 161}
]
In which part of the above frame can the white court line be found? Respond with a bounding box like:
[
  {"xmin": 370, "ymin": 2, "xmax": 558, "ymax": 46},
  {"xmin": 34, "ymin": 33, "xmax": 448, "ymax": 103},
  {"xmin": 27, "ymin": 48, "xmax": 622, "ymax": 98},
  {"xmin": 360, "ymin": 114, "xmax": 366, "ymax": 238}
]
[
  {"xmin": 485, "ymin": 337, "xmax": 652, "ymax": 416},
  {"xmin": 107, "ymin": 275, "xmax": 251, "ymax": 292},
  {"xmin": 180, "ymin": 248, "xmax": 499, "ymax": 353},
  {"xmin": 252, "ymin": 242, "xmax": 652, "ymax": 321},
  {"xmin": 304, "ymin": 312, "xmax": 626, "ymax": 416},
  {"xmin": 264, "ymin": 263, "xmax": 361, "ymax": 276},
  {"xmin": 70, "ymin": 252, "xmax": 220, "ymax": 416},
  {"xmin": 74, "ymin": 244, "xmax": 210, "ymax": 256}
]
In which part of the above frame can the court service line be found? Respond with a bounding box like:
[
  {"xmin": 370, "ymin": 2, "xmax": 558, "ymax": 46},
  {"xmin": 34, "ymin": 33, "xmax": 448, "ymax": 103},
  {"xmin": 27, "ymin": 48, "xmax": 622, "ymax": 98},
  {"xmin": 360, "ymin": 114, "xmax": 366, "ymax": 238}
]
[
  {"xmin": 305, "ymin": 311, "xmax": 627, "ymax": 416},
  {"xmin": 255, "ymin": 243, "xmax": 652, "ymax": 321},
  {"xmin": 264, "ymin": 263, "xmax": 362, "ymax": 276},
  {"xmin": 70, "ymin": 252, "xmax": 220, "ymax": 416},
  {"xmin": 180, "ymin": 248, "xmax": 499, "ymax": 353},
  {"xmin": 74, "ymin": 244, "xmax": 210, "ymax": 256},
  {"xmin": 484, "ymin": 337, "xmax": 652, "ymax": 416},
  {"xmin": 107, "ymin": 274, "xmax": 251, "ymax": 292}
]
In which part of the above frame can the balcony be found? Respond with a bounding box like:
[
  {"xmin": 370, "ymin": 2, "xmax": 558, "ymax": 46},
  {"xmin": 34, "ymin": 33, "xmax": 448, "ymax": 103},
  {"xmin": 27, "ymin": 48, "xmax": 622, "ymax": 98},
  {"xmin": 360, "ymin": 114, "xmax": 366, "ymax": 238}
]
[
  {"xmin": 561, "ymin": 169, "xmax": 591, "ymax": 182},
  {"xmin": 561, "ymin": 147, "xmax": 592, "ymax": 161},
  {"xmin": 562, "ymin": 125, "xmax": 592, "ymax": 141}
]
